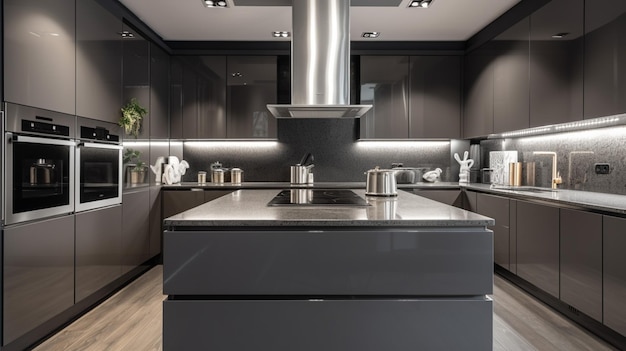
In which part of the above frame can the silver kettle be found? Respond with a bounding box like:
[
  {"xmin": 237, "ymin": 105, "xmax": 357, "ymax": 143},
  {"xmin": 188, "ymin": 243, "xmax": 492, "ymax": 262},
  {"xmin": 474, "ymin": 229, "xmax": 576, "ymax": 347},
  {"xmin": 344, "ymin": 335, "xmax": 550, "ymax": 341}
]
[
  {"xmin": 30, "ymin": 158, "xmax": 56, "ymax": 185},
  {"xmin": 365, "ymin": 166, "xmax": 398, "ymax": 196}
]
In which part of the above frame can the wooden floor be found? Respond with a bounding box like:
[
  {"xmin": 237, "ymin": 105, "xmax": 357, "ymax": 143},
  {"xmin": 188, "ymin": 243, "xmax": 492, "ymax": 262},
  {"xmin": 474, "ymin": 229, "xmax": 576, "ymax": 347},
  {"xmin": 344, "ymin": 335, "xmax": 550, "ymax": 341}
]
[{"xmin": 34, "ymin": 265, "xmax": 618, "ymax": 351}]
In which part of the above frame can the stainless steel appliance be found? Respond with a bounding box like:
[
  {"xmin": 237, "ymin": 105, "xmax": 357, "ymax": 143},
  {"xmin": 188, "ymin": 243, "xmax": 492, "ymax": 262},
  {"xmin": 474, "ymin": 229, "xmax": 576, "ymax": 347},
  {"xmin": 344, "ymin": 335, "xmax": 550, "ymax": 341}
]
[
  {"xmin": 365, "ymin": 167, "xmax": 398, "ymax": 196},
  {"xmin": 3, "ymin": 104, "xmax": 75, "ymax": 225},
  {"xmin": 75, "ymin": 118, "xmax": 122, "ymax": 212}
]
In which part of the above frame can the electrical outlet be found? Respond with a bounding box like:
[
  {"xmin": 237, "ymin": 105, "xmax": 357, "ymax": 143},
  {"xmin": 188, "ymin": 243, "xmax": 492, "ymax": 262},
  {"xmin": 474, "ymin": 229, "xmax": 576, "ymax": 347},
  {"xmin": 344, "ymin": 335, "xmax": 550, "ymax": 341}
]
[{"xmin": 594, "ymin": 163, "xmax": 610, "ymax": 174}]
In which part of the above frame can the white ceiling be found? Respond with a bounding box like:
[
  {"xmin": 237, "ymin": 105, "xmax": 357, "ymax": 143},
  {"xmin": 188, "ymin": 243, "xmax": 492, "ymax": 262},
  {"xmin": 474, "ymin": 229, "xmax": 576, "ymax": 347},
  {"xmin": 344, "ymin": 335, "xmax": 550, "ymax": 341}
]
[{"xmin": 118, "ymin": 0, "xmax": 521, "ymax": 42}]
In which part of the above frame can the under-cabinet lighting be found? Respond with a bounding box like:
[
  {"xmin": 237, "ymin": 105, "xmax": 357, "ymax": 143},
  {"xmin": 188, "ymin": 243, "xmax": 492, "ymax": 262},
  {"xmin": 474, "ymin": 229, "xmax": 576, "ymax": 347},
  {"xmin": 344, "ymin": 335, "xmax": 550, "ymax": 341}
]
[
  {"xmin": 184, "ymin": 140, "xmax": 279, "ymax": 148},
  {"xmin": 551, "ymin": 32, "xmax": 569, "ymax": 39},
  {"xmin": 488, "ymin": 114, "xmax": 626, "ymax": 139},
  {"xmin": 356, "ymin": 140, "xmax": 450, "ymax": 148}
]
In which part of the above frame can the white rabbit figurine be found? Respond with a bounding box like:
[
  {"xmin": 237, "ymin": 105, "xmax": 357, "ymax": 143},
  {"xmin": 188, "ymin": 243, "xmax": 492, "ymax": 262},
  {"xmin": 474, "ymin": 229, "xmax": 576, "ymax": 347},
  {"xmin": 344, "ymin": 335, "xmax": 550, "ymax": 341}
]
[{"xmin": 454, "ymin": 151, "xmax": 474, "ymax": 183}]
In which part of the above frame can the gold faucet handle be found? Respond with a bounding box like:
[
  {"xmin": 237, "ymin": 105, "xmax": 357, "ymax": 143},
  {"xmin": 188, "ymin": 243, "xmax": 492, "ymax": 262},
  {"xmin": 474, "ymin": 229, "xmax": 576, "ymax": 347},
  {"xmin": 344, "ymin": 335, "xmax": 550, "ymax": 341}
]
[{"xmin": 553, "ymin": 171, "xmax": 563, "ymax": 187}]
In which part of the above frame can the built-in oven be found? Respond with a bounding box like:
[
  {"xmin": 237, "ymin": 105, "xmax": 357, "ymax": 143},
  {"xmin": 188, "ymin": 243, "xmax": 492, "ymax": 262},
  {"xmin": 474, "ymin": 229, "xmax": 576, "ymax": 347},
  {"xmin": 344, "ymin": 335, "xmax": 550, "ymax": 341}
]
[
  {"xmin": 3, "ymin": 103, "xmax": 76, "ymax": 225},
  {"xmin": 75, "ymin": 118, "xmax": 122, "ymax": 212}
]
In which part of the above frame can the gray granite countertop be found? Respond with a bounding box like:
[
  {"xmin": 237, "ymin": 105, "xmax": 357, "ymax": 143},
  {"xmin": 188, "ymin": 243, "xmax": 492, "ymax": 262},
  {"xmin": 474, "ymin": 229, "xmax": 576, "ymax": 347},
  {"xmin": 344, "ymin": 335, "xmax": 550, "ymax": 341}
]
[
  {"xmin": 162, "ymin": 181, "xmax": 461, "ymax": 190},
  {"xmin": 164, "ymin": 189, "xmax": 494, "ymax": 227},
  {"xmin": 463, "ymin": 183, "xmax": 626, "ymax": 215}
]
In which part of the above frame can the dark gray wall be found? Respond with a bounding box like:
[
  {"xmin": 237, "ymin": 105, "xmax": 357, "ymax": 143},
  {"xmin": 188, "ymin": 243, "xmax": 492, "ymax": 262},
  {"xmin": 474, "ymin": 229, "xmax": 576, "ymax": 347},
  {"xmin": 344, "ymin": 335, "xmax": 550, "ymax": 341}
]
[{"xmin": 182, "ymin": 119, "xmax": 454, "ymax": 182}]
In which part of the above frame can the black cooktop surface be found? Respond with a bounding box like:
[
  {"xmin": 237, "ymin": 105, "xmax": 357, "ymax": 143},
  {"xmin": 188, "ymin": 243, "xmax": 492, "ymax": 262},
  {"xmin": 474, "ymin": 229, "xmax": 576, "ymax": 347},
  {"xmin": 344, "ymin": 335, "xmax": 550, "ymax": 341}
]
[{"xmin": 267, "ymin": 189, "xmax": 369, "ymax": 207}]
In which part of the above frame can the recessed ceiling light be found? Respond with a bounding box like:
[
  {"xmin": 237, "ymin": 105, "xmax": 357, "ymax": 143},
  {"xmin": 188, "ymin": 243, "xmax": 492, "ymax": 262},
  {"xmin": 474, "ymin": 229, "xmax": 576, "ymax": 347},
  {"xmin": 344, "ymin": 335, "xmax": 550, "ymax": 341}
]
[
  {"xmin": 551, "ymin": 32, "xmax": 569, "ymax": 39},
  {"xmin": 408, "ymin": 0, "xmax": 433, "ymax": 8},
  {"xmin": 362, "ymin": 32, "xmax": 380, "ymax": 38},
  {"xmin": 272, "ymin": 31, "xmax": 291, "ymax": 38},
  {"xmin": 120, "ymin": 31, "xmax": 134, "ymax": 38},
  {"xmin": 232, "ymin": 72, "xmax": 242, "ymax": 77},
  {"xmin": 202, "ymin": 0, "xmax": 228, "ymax": 8}
]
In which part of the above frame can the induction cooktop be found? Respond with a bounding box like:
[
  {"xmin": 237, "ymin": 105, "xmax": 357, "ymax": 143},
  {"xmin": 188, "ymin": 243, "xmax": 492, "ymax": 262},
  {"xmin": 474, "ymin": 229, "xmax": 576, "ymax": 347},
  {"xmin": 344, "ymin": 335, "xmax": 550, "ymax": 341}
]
[{"xmin": 267, "ymin": 189, "xmax": 369, "ymax": 207}]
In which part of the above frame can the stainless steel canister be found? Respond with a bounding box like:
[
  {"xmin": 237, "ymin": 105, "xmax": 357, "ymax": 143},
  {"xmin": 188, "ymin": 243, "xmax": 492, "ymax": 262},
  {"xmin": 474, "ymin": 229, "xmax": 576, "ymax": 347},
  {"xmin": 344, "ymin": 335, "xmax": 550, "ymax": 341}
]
[
  {"xmin": 230, "ymin": 168, "xmax": 243, "ymax": 184},
  {"xmin": 290, "ymin": 165, "xmax": 313, "ymax": 184},
  {"xmin": 198, "ymin": 171, "xmax": 207, "ymax": 184},
  {"xmin": 211, "ymin": 168, "xmax": 224, "ymax": 183}
]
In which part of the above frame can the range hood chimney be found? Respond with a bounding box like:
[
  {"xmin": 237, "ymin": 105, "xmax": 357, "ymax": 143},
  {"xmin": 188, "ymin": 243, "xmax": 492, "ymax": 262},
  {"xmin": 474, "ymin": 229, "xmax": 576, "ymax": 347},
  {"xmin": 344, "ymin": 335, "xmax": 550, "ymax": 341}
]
[{"xmin": 267, "ymin": 0, "xmax": 372, "ymax": 118}]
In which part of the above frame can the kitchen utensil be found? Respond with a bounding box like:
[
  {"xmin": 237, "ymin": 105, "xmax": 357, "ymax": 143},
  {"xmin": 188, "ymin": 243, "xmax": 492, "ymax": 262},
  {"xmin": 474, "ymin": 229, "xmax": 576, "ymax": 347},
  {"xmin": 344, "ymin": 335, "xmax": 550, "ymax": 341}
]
[
  {"xmin": 290, "ymin": 164, "xmax": 314, "ymax": 184},
  {"xmin": 365, "ymin": 167, "xmax": 397, "ymax": 196},
  {"xmin": 29, "ymin": 159, "xmax": 55, "ymax": 185}
]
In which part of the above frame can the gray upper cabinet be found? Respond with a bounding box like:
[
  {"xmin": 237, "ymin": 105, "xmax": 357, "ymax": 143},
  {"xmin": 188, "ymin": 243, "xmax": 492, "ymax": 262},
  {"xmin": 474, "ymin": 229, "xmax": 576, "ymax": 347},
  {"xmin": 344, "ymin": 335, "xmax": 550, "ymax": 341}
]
[
  {"xmin": 409, "ymin": 56, "xmax": 461, "ymax": 138},
  {"xmin": 4, "ymin": 0, "xmax": 76, "ymax": 114},
  {"xmin": 198, "ymin": 56, "xmax": 227, "ymax": 139},
  {"xmin": 603, "ymin": 215, "xmax": 626, "ymax": 336},
  {"xmin": 560, "ymin": 208, "xmax": 602, "ymax": 321},
  {"xmin": 529, "ymin": 0, "xmax": 584, "ymax": 127},
  {"xmin": 76, "ymin": 0, "xmax": 122, "ymax": 123},
  {"xmin": 516, "ymin": 200, "xmax": 560, "ymax": 298},
  {"xmin": 227, "ymin": 56, "xmax": 277, "ymax": 139},
  {"xmin": 122, "ymin": 25, "xmax": 150, "ymax": 140},
  {"xmin": 584, "ymin": 1, "xmax": 626, "ymax": 119},
  {"xmin": 170, "ymin": 57, "xmax": 184, "ymax": 139},
  {"xmin": 150, "ymin": 43, "xmax": 170, "ymax": 139},
  {"xmin": 360, "ymin": 56, "xmax": 410, "ymax": 139},
  {"xmin": 492, "ymin": 18, "xmax": 530, "ymax": 134},
  {"xmin": 463, "ymin": 46, "xmax": 495, "ymax": 138},
  {"xmin": 182, "ymin": 60, "xmax": 199, "ymax": 139}
]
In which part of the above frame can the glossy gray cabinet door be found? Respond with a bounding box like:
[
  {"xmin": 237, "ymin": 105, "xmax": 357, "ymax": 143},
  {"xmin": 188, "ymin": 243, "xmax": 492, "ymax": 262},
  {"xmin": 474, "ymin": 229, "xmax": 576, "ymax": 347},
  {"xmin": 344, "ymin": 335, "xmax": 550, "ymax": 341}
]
[
  {"xmin": 409, "ymin": 56, "xmax": 461, "ymax": 138},
  {"xmin": 4, "ymin": 0, "xmax": 76, "ymax": 114},
  {"xmin": 509, "ymin": 200, "xmax": 517, "ymax": 274},
  {"xmin": 182, "ymin": 61, "xmax": 198, "ymax": 139},
  {"xmin": 584, "ymin": 2, "xmax": 626, "ymax": 119},
  {"xmin": 170, "ymin": 57, "xmax": 184, "ymax": 139},
  {"xmin": 75, "ymin": 205, "xmax": 122, "ymax": 302},
  {"xmin": 3, "ymin": 215, "xmax": 74, "ymax": 345},
  {"xmin": 516, "ymin": 201, "xmax": 560, "ymax": 298},
  {"xmin": 76, "ymin": 0, "xmax": 122, "ymax": 123},
  {"xmin": 149, "ymin": 186, "xmax": 162, "ymax": 258},
  {"xmin": 603, "ymin": 215, "xmax": 626, "ymax": 336},
  {"xmin": 227, "ymin": 56, "xmax": 277, "ymax": 139},
  {"xmin": 463, "ymin": 190, "xmax": 478, "ymax": 212},
  {"xmin": 493, "ymin": 18, "xmax": 530, "ymax": 133},
  {"xmin": 529, "ymin": 0, "xmax": 583, "ymax": 127},
  {"xmin": 476, "ymin": 193, "xmax": 510, "ymax": 270},
  {"xmin": 122, "ymin": 190, "xmax": 150, "ymax": 275},
  {"xmin": 150, "ymin": 43, "xmax": 170, "ymax": 139},
  {"xmin": 360, "ymin": 56, "xmax": 409, "ymax": 139},
  {"xmin": 198, "ymin": 56, "xmax": 227, "ymax": 139},
  {"xmin": 122, "ymin": 25, "xmax": 150, "ymax": 140},
  {"xmin": 412, "ymin": 189, "xmax": 463, "ymax": 208},
  {"xmin": 463, "ymin": 47, "xmax": 495, "ymax": 138},
  {"xmin": 560, "ymin": 208, "xmax": 602, "ymax": 321}
]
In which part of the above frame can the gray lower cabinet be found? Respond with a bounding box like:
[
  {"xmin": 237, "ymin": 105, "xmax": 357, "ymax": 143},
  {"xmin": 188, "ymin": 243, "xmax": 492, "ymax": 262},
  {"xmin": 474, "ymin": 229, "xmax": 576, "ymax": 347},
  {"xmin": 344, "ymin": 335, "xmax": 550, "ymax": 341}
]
[
  {"xmin": 122, "ymin": 190, "xmax": 150, "ymax": 275},
  {"xmin": 476, "ymin": 193, "xmax": 511, "ymax": 270},
  {"xmin": 149, "ymin": 185, "xmax": 163, "ymax": 258},
  {"xmin": 76, "ymin": 0, "xmax": 122, "ymax": 123},
  {"xmin": 162, "ymin": 190, "xmax": 206, "ymax": 219},
  {"xmin": 75, "ymin": 205, "xmax": 123, "ymax": 302},
  {"xmin": 3, "ymin": 215, "xmax": 75, "ymax": 346},
  {"xmin": 4, "ymin": 0, "xmax": 76, "ymax": 114},
  {"xmin": 516, "ymin": 200, "xmax": 560, "ymax": 298},
  {"xmin": 560, "ymin": 208, "xmax": 602, "ymax": 321},
  {"xmin": 603, "ymin": 215, "xmax": 626, "ymax": 336},
  {"xmin": 412, "ymin": 189, "xmax": 463, "ymax": 208}
]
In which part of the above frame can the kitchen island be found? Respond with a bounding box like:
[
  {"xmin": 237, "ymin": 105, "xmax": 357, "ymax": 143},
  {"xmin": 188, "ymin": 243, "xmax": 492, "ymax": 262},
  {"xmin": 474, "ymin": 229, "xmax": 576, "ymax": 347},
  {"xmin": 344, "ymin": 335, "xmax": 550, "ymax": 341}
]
[{"xmin": 163, "ymin": 189, "xmax": 495, "ymax": 351}]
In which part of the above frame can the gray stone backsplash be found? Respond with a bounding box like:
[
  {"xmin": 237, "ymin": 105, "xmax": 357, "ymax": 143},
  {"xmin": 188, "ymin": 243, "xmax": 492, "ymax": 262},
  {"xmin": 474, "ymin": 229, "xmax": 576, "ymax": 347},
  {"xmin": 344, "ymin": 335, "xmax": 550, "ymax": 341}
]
[
  {"xmin": 480, "ymin": 125, "xmax": 626, "ymax": 195},
  {"xmin": 181, "ymin": 118, "xmax": 456, "ymax": 183}
]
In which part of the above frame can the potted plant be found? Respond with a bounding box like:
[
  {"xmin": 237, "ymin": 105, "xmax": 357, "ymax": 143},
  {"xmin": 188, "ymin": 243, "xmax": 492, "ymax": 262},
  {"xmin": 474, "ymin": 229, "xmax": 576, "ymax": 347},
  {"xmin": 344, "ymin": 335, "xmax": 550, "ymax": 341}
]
[
  {"xmin": 123, "ymin": 148, "xmax": 147, "ymax": 185},
  {"xmin": 119, "ymin": 98, "xmax": 148, "ymax": 138}
]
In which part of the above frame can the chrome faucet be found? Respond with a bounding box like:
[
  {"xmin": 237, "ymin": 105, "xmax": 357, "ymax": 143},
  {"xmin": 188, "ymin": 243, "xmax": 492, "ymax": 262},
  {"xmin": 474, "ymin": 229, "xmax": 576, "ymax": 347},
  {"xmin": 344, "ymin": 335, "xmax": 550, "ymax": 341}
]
[{"xmin": 533, "ymin": 151, "xmax": 562, "ymax": 189}]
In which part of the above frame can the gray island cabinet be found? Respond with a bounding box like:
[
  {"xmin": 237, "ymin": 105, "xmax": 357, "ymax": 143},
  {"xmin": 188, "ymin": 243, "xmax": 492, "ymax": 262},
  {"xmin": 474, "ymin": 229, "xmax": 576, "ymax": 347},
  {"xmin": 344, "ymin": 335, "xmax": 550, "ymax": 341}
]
[{"xmin": 163, "ymin": 189, "xmax": 494, "ymax": 351}]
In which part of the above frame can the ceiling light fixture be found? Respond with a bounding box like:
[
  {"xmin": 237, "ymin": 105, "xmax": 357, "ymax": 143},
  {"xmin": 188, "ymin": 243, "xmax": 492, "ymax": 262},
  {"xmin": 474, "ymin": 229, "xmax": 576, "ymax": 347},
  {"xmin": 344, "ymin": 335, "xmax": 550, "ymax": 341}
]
[
  {"xmin": 231, "ymin": 72, "xmax": 242, "ymax": 77},
  {"xmin": 202, "ymin": 0, "xmax": 228, "ymax": 8},
  {"xmin": 362, "ymin": 32, "xmax": 380, "ymax": 38},
  {"xmin": 120, "ymin": 31, "xmax": 134, "ymax": 38},
  {"xmin": 272, "ymin": 31, "xmax": 291, "ymax": 38},
  {"xmin": 408, "ymin": 0, "xmax": 433, "ymax": 8}
]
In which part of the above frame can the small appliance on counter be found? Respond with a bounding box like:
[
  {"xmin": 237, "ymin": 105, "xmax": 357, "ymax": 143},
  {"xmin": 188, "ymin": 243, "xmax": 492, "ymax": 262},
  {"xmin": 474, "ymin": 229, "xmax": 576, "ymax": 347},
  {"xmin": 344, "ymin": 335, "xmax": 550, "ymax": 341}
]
[
  {"xmin": 365, "ymin": 166, "xmax": 397, "ymax": 196},
  {"xmin": 290, "ymin": 153, "xmax": 314, "ymax": 185}
]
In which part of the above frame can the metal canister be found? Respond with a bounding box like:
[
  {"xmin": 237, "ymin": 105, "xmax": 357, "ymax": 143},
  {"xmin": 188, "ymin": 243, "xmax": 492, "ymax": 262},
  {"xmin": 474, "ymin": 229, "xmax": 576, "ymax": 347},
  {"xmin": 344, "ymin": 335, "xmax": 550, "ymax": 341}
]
[
  {"xmin": 230, "ymin": 168, "xmax": 243, "ymax": 184},
  {"xmin": 211, "ymin": 168, "xmax": 224, "ymax": 183}
]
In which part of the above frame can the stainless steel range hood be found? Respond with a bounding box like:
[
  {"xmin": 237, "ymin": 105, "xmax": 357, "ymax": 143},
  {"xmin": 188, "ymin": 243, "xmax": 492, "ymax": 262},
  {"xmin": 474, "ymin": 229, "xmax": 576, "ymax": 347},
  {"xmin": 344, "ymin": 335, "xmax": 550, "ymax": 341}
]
[{"xmin": 267, "ymin": 0, "xmax": 372, "ymax": 118}]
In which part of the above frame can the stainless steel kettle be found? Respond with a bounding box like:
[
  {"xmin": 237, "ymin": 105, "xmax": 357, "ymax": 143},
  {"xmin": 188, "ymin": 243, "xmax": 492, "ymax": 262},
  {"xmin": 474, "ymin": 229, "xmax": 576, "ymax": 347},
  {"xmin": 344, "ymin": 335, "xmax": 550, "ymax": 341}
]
[
  {"xmin": 29, "ymin": 159, "xmax": 56, "ymax": 185},
  {"xmin": 365, "ymin": 167, "xmax": 397, "ymax": 196}
]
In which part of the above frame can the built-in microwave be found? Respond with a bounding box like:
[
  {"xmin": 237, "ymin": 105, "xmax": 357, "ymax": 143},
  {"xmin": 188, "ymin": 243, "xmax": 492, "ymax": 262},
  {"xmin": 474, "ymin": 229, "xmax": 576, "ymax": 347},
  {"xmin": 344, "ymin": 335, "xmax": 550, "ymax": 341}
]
[
  {"xmin": 3, "ymin": 104, "xmax": 76, "ymax": 225},
  {"xmin": 75, "ymin": 119, "xmax": 122, "ymax": 212}
]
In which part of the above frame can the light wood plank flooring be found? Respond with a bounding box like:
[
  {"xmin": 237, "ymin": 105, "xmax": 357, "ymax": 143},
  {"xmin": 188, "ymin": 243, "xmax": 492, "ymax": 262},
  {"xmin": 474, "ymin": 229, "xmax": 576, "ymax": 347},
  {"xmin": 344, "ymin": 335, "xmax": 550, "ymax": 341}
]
[{"xmin": 34, "ymin": 266, "xmax": 617, "ymax": 351}]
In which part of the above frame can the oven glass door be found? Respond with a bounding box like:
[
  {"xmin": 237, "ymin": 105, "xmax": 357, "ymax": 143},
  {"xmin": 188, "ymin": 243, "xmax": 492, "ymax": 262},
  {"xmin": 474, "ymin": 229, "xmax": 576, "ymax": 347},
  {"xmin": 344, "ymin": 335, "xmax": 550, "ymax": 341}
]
[
  {"xmin": 5, "ymin": 134, "xmax": 75, "ymax": 224},
  {"xmin": 76, "ymin": 142, "xmax": 122, "ymax": 211}
]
